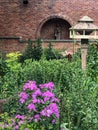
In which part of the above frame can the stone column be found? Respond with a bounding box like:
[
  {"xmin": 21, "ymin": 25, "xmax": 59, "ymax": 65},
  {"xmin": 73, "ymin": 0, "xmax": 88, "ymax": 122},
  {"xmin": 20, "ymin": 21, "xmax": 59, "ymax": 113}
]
[{"xmin": 81, "ymin": 44, "xmax": 88, "ymax": 70}]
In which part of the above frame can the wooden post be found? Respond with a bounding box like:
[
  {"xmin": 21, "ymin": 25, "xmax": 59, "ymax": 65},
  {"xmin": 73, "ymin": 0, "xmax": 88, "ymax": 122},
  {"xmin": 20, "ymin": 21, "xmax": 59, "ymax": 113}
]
[
  {"xmin": 81, "ymin": 39, "xmax": 88, "ymax": 70},
  {"xmin": 81, "ymin": 45, "xmax": 88, "ymax": 70}
]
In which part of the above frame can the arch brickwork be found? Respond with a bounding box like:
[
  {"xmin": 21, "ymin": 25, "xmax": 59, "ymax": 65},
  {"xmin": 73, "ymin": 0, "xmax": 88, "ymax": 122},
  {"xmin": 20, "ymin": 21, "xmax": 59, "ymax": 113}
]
[
  {"xmin": 36, "ymin": 15, "xmax": 73, "ymax": 39},
  {"xmin": 0, "ymin": 0, "xmax": 98, "ymax": 52}
]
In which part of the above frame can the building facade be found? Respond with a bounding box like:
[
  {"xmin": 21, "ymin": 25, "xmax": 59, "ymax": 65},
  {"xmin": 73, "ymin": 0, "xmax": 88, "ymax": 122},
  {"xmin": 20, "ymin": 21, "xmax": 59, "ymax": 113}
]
[{"xmin": 0, "ymin": 0, "xmax": 98, "ymax": 52}]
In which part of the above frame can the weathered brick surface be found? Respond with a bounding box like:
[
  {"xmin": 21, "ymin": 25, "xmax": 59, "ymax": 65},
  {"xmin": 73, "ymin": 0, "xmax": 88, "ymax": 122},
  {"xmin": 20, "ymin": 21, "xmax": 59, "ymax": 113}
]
[{"xmin": 0, "ymin": 0, "xmax": 98, "ymax": 52}]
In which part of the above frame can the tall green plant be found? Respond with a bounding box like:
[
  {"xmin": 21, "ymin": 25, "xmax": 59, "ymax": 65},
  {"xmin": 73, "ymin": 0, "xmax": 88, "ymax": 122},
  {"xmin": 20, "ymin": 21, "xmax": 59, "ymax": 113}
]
[
  {"xmin": 0, "ymin": 52, "xmax": 22, "ymax": 99},
  {"xmin": 87, "ymin": 44, "xmax": 98, "ymax": 82},
  {"xmin": 20, "ymin": 38, "xmax": 43, "ymax": 62},
  {"xmin": 44, "ymin": 42, "xmax": 62, "ymax": 60},
  {"xmin": 32, "ymin": 38, "xmax": 43, "ymax": 60},
  {"xmin": 0, "ymin": 52, "xmax": 8, "ymax": 77}
]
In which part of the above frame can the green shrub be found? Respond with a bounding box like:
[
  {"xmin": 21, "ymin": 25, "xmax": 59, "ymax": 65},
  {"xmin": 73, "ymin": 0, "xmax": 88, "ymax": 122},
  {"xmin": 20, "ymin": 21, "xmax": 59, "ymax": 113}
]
[
  {"xmin": 19, "ymin": 39, "xmax": 43, "ymax": 62},
  {"xmin": 0, "ymin": 52, "xmax": 22, "ymax": 99},
  {"xmin": 1, "ymin": 47, "xmax": 98, "ymax": 130},
  {"xmin": 44, "ymin": 42, "xmax": 62, "ymax": 60},
  {"xmin": 0, "ymin": 52, "xmax": 8, "ymax": 77},
  {"xmin": 87, "ymin": 44, "xmax": 98, "ymax": 82}
]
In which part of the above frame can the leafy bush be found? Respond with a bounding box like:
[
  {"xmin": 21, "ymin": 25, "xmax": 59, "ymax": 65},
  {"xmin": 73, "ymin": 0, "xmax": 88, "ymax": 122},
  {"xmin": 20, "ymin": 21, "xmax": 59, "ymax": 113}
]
[
  {"xmin": 44, "ymin": 42, "xmax": 62, "ymax": 60},
  {"xmin": 0, "ymin": 112, "xmax": 45, "ymax": 130},
  {"xmin": 19, "ymin": 39, "xmax": 43, "ymax": 62},
  {"xmin": 0, "ymin": 52, "xmax": 8, "ymax": 77},
  {"xmin": 87, "ymin": 44, "xmax": 98, "ymax": 82},
  {"xmin": 1, "ymin": 81, "xmax": 60, "ymax": 130},
  {"xmin": 1, "ymin": 46, "xmax": 98, "ymax": 130},
  {"xmin": 0, "ymin": 52, "xmax": 22, "ymax": 99}
]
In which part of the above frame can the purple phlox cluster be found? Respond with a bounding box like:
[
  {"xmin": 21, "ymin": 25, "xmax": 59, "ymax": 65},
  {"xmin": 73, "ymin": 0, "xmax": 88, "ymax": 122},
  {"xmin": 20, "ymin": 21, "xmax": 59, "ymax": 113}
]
[
  {"xmin": 34, "ymin": 114, "xmax": 40, "ymax": 122},
  {"xmin": 29, "ymin": 116, "xmax": 34, "ymax": 121},
  {"xmin": 40, "ymin": 103, "xmax": 59, "ymax": 118},
  {"xmin": 52, "ymin": 119, "xmax": 55, "ymax": 124},
  {"xmin": 18, "ymin": 120, "xmax": 24, "ymax": 125},
  {"xmin": 19, "ymin": 92, "xmax": 29, "ymax": 103},
  {"xmin": 40, "ymin": 107, "xmax": 53, "ymax": 117},
  {"xmin": 51, "ymin": 97, "xmax": 60, "ymax": 103},
  {"xmin": 32, "ymin": 88, "xmax": 42, "ymax": 98},
  {"xmin": 39, "ymin": 82, "xmax": 54, "ymax": 91},
  {"xmin": 49, "ymin": 103, "xmax": 59, "ymax": 118},
  {"xmin": 43, "ymin": 91, "xmax": 55, "ymax": 101},
  {"xmin": 14, "ymin": 125, "xmax": 19, "ymax": 130},
  {"xmin": 32, "ymin": 98, "xmax": 44, "ymax": 104},
  {"xmin": 32, "ymin": 88, "xmax": 43, "ymax": 104},
  {"xmin": 23, "ymin": 80, "xmax": 37, "ymax": 91},
  {"xmin": 25, "ymin": 128, "xmax": 29, "ymax": 130},
  {"xmin": 27, "ymin": 103, "xmax": 36, "ymax": 111},
  {"xmin": 17, "ymin": 81, "xmax": 60, "ymax": 125},
  {"xmin": 15, "ymin": 114, "xmax": 25, "ymax": 120}
]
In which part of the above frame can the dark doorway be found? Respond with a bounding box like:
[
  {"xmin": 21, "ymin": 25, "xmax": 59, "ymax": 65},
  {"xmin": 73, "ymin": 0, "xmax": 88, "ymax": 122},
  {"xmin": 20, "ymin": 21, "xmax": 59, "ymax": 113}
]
[{"xmin": 40, "ymin": 18, "xmax": 71, "ymax": 40}]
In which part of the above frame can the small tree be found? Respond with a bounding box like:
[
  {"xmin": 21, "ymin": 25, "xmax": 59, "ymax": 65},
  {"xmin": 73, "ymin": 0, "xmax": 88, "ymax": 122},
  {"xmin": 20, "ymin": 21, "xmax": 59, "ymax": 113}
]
[
  {"xmin": 32, "ymin": 38, "xmax": 43, "ymax": 60},
  {"xmin": 44, "ymin": 42, "xmax": 62, "ymax": 60},
  {"xmin": 19, "ymin": 39, "xmax": 43, "ymax": 62}
]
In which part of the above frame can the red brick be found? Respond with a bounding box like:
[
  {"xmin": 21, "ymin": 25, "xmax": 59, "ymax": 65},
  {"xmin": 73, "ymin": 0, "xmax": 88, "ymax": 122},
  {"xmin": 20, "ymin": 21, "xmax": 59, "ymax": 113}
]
[{"xmin": 0, "ymin": 0, "xmax": 98, "ymax": 52}]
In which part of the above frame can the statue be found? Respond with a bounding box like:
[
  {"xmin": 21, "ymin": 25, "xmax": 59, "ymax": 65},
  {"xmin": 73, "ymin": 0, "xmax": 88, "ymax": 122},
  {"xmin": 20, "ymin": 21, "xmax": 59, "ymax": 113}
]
[{"xmin": 54, "ymin": 24, "xmax": 61, "ymax": 40}]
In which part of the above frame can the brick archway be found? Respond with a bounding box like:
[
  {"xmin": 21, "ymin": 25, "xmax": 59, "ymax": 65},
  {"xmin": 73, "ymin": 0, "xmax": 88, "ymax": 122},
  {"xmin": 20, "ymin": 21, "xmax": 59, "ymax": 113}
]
[{"xmin": 36, "ymin": 15, "xmax": 72, "ymax": 39}]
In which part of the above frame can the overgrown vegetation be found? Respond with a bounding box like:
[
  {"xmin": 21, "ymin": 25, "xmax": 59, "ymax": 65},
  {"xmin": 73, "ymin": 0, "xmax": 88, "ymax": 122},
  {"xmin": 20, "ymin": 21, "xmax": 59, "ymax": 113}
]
[
  {"xmin": 0, "ymin": 43, "xmax": 98, "ymax": 130},
  {"xmin": 19, "ymin": 39, "xmax": 43, "ymax": 62},
  {"xmin": 19, "ymin": 39, "xmax": 62, "ymax": 62}
]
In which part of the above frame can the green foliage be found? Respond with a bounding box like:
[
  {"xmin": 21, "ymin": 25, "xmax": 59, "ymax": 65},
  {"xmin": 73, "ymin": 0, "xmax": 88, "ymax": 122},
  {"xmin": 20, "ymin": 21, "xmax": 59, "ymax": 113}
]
[
  {"xmin": 0, "ymin": 112, "xmax": 45, "ymax": 130},
  {"xmin": 20, "ymin": 41, "xmax": 62, "ymax": 62},
  {"xmin": 19, "ymin": 39, "xmax": 43, "ymax": 62},
  {"xmin": 59, "ymin": 74, "xmax": 98, "ymax": 130},
  {"xmin": 87, "ymin": 44, "xmax": 98, "ymax": 82},
  {"xmin": 6, "ymin": 52, "xmax": 22, "ymax": 72},
  {"xmin": 44, "ymin": 42, "xmax": 62, "ymax": 60},
  {"xmin": 19, "ymin": 39, "xmax": 34, "ymax": 62},
  {"xmin": 32, "ymin": 38, "xmax": 43, "ymax": 60},
  {"xmin": 0, "ymin": 52, "xmax": 8, "ymax": 77},
  {"xmin": 0, "ymin": 52, "xmax": 23, "ymax": 99},
  {"xmin": 0, "ymin": 45, "xmax": 98, "ymax": 129}
]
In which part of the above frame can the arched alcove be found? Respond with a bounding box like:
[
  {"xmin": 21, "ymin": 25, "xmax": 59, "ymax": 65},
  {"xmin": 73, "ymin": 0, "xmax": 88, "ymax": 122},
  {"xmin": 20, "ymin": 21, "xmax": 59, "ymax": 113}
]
[{"xmin": 40, "ymin": 18, "xmax": 71, "ymax": 40}]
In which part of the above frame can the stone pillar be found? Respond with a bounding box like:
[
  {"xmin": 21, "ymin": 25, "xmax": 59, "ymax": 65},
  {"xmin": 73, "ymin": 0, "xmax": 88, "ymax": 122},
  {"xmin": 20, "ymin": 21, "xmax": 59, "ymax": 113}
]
[{"xmin": 81, "ymin": 44, "xmax": 88, "ymax": 70}]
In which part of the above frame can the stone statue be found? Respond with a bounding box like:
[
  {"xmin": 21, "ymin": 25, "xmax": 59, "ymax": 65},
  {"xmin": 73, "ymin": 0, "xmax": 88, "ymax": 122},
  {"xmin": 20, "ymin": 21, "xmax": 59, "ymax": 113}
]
[{"xmin": 54, "ymin": 25, "xmax": 61, "ymax": 39}]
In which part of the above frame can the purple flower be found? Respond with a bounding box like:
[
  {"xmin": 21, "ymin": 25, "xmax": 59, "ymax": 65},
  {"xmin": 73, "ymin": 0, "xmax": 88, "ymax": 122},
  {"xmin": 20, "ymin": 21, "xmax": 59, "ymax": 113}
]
[
  {"xmin": 19, "ymin": 92, "xmax": 29, "ymax": 103},
  {"xmin": 19, "ymin": 98, "xmax": 25, "ymax": 103},
  {"xmin": 25, "ymin": 128, "xmax": 29, "ymax": 130},
  {"xmin": 40, "ymin": 107, "xmax": 53, "ymax": 117},
  {"xmin": 19, "ymin": 92, "xmax": 29, "ymax": 99},
  {"xmin": 18, "ymin": 120, "xmax": 24, "ymax": 125},
  {"xmin": 23, "ymin": 81, "xmax": 37, "ymax": 91},
  {"xmin": 40, "ymin": 103, "xmax": 59, "ymax": 118},
  {"xmin": 32, "ymin": 98, "xmax": 38, "ymax": 103},
  {"xmin": 42, "ymin": 91, "xmax": 55, "ymax": 98},
  {"xmin": 39, "ymin": 82, "xmax": 54, "ymax": 91},
  {"xmin": 51, "ymin": 97, "xmax": 60, "ymax": 103},
  {"xmin": 14, "ymin": 125, "xmax": 19, "ymax": 130},
  {"xmin": 52, "ymin": 119, "xmax": 55, "ymax": 124},
  {"xmin": 16, "ymin": 81, "xmax": 60, "ymax": 125},
  {"xmin": 61, "ymin": 128, "xmax": 66, "ymax": 130},
  {"xmin": 29, "ymin": 116, "xmax": 33, "ymax": 121},
  {"xmin": 49, "ymin": 103, "xmax": 59, "ymax": 118},
  {"xmin": 33, "ymin": 88, "xmax": 42, "ymax": 96},
  {"xmin": 34, "ymin": 114, "xmax": 40, "ymax": 122},
  {"xmin": 16, "ymin": 114, "xmax": 25, "ymax": 120},
  {"xmin": 27, "ymin": 103, "xmax": 36, "ymax": 111}
]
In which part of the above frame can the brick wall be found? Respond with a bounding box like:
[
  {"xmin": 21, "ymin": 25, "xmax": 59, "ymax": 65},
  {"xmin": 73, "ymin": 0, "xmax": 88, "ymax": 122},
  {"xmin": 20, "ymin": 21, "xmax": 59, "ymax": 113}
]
[{"xmin": 0, "ymin": 0, "xmax": 98, "ymax": 52}]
